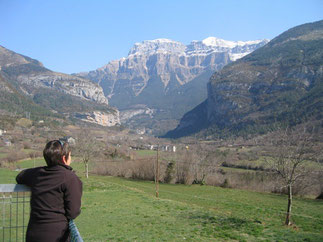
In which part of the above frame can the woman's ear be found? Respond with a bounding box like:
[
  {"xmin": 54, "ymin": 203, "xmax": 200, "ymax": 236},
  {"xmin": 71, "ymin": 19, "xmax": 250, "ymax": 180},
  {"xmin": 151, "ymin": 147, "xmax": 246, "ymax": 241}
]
[
  {"xmin": 62, "ymin": 155, "xmax": 68, "ymax": 165},
  {"xmin": 62, "ymin": 152, "xmax": 71, "ymax": 165}
]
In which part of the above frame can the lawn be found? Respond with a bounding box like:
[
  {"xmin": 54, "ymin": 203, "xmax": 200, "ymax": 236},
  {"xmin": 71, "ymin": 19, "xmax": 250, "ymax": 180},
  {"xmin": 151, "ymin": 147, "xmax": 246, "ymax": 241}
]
[{"xmin": 1, "ymin": 159, "xmax": 322, "ymax": 241}]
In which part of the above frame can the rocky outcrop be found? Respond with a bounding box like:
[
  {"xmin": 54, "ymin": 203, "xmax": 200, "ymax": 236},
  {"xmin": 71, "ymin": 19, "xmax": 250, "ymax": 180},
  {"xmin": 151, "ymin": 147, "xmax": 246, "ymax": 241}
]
[
  {"xmin": 166, "ymin": 20, "xmax": 323, "ymax": 138},
  {"xmin": 119, "ymin": 106, "xmax": 154, "ymax": 123},
  {"xmin": 74, "ymin": 110, "xmax": 120, "ymax": 126},
  {"xmin": 0, "ymin": 45, "xmax": 120, "ymax": 126},
  {"xmin": 17, "ymin": 73, "xmax": 108, "ymax": 105},
  {"xmin": 0, "ymin": 45, "xmax": 109, "ymax": 105}
]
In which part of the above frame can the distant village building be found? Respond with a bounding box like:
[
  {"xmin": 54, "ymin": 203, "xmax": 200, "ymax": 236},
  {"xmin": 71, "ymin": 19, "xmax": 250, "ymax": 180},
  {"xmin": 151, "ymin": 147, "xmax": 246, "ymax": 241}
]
[
  {"xmin": 0, "ymin": 129, "xmax": 6, "ymax": 136},
  {"xmin": 161, "ymin": 145, "xmax": 176, "ymax": 152},
  {"xmin": 3, "ymin": 139, "xmax": 11, "ymax": 146},
  {"xmin": 59, "ymin": 136, "xmax": 76, "ymax": 145},
  {"xmin": 136, "ymin": 128, "xmax": 145, "ymax": 135}
]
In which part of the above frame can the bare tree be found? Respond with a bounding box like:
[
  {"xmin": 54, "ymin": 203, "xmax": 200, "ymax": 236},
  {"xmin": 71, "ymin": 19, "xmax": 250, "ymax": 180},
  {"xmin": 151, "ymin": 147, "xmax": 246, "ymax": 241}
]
[
  {"xmin": 266, "ymin": 126, "xmax": 320, "ymax": 225},
  {"xmin": 174, "ymin": 144, "xmax": 221, "ymax": 185},
  {"xmin": 75, "ymin": 130, "xmax": 99, "ymax": 179},
  {"xmin": 191, "ymin": 145, "xmax": 220, "ymax": 185},
  {"xmin": 29, "ymin": 151, "xmax": 42, "ymax": 167}
]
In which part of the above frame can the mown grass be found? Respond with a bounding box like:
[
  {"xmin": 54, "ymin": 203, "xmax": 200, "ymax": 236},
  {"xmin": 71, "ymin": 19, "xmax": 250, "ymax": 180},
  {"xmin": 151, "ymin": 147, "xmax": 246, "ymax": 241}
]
[
  {"xmin": 16, "ymin": 158, "xmax": 46, "ymax": 169},
  {"xmin": 0, "ymin": 159, "xmax": 322, "ymax": 241}
]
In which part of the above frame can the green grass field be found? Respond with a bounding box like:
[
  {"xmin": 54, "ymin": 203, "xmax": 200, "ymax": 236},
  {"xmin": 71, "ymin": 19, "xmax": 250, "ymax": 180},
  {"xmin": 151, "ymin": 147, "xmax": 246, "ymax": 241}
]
[{"xmin": 1, "ymin": 159, "xmax": 323, "ymax": 241}]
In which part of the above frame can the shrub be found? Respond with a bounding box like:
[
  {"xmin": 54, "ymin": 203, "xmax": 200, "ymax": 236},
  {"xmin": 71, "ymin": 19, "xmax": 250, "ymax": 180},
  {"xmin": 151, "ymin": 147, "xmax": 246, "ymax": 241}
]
[
  {"xmin": 23, "ymin": 142, "xmax": 31, "ymax": 149},
  {"xmin": 130, "ymin": 159, "xmax": 155, "ymax": 181},
  {"xmin": 16, "ymin": 118, "xmax": 33, "ymax": 128},
  {"xmin": 93, "ymin": 160, "xmax": 132, "ymax": 177},
  {"xmin": 164, "ymin": 162, "xmax": 176, "ymax": 184},
  {"xmin": 221, "ymin": 178, "xmax": 230, "ymax": 188},
  {"xmin": 176, "ymin": 161, "xmax": 194, "ymax": 185},
  {"xmin": 29, "ymin": 151, "xmax": 42, "ymax": 159},
  {"xmin": 6, "ymin": 150, "xmax": 28, "ymax": 163}
]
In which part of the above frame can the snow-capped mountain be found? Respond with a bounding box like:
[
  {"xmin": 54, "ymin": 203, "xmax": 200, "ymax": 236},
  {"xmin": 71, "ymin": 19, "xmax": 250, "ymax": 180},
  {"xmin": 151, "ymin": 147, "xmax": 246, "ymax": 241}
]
[
  {"xmin": 128, "ymin": 38, "xmax": 186, "ymax": 56},
  {"xmin": 79, "ymin": 37, "xmax": 269, "ymax": 98},
  {"xmin": 77, "ymin": 37, "xmax": 269, "ymax": 135},
  {"xmin": 129, "ymin": 37, "xmax": 267, "ymax": 57},
  {"xmin": 188, "ymin": 37, "xmax": 268, "ymax": 60}
]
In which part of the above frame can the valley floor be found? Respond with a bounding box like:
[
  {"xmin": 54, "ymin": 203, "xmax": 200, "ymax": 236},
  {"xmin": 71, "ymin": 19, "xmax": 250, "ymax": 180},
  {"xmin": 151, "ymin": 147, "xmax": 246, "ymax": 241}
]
[{"xmin": 1, "ymin": 159, "xmax": 323, "ymax": 241}]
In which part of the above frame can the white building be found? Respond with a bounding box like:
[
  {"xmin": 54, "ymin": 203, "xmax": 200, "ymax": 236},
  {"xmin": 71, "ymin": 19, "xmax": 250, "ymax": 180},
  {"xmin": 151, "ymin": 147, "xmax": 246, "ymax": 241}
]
[
  {"xmin": 59, "ymin": 136, "xmax": 76, "ymax": 145},
  {"xmin": 4, "ymin": 139, "xmax": 11, "ymax": 146}
]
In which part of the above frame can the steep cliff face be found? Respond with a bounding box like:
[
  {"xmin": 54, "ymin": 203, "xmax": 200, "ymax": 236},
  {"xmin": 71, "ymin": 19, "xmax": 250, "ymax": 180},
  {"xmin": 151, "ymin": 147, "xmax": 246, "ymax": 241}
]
[
  {"xmin": 17, "ymin": 73, "xmax": 108, "ymax": 105},
  {"xmin": 78, "ymin": 37, "xmax": 268, "ymax": 134},
  {"xmin": 81, "ymin": 38, "xmax": 268, "ymax": 99},
  {"xmin": 166, "ymin": 20, "xmax": 323, "ymax": 138},
  {"xmin": 0, "ymin": 45, "xmax": 120, "ymax": 126},
  {"xmin": 0, "ymin": 46, "xmax": 108, "ymax": 105},
  {"xmin": 74, "ymin": 110, "xmax": 120, "ymax": 127}
]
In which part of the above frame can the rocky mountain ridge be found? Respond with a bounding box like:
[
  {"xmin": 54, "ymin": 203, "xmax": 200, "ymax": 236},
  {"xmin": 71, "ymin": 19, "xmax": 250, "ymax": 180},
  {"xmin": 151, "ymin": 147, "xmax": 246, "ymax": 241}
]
[
  {"xmin": 77, "ymin": 37, "xmax": 268, "ymax": 134},
  {"xmin": 0, "ymin": 45, "xmax": 120, "ymax": 126},
  {"xmin": 0, "ymin": 45, "xmax": 108, "ymax": 105},
  {"xmin": 79, "ymin": 37, "xmax": 269, "ymax": 97}
]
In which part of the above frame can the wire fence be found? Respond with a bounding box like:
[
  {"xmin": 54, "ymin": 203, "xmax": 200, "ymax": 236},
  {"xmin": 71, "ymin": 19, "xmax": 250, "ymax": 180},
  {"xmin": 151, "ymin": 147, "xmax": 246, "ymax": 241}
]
[{"xmin": 0, "ymin": 184, "xmax": 30, "ymax": 242}]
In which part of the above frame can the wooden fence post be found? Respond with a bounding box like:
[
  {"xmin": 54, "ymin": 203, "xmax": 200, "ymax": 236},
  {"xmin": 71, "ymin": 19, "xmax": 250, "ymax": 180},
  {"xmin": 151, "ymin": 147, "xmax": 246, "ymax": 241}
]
[{"xmin": 155, "ymin": 145, "xmax": 159, "ymax": 198}]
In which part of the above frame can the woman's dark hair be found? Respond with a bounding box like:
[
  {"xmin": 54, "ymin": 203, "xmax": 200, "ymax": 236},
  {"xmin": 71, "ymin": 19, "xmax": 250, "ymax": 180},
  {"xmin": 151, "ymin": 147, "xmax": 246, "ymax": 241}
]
[{"xmin": 43, "ymin": 140, "xmax": 71, "ymax": 166}]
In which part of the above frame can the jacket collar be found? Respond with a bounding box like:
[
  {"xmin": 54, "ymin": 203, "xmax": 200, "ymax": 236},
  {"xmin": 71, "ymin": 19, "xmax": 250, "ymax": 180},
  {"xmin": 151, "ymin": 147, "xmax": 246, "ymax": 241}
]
[
  {"xmin": 46, "ymin": 164, "xmax": 73, "ymax": 171},
  {"xmin": 59, "ymin": 164, "xmax": 73, "ymax": 170}
]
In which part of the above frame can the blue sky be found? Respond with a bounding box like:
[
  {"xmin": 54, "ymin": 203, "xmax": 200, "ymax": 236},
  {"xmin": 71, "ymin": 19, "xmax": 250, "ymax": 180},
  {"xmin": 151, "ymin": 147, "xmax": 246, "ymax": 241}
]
[{"xmin": 1, "ymin": 0, "xmax": 322, "ymax": 74}]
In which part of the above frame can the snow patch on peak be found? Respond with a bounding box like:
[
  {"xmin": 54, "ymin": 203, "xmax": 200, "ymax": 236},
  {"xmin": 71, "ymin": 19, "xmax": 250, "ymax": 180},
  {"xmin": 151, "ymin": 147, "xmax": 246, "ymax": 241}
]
[
  {"xmin": 202, "ymin": 37, "xmax": 269, "ymax": 48},
  {"xmin": 238, "ymin": 39, "xmax": 270, "ymax": 45},
  {"xmin": 147, "ymin": 38, "xmax": 178, "ymax": 43},
  {"xmin": 132, "ymin": 38, "xmax": 182, "ymax": 48},
  {"xmin": 202, "ymin": 37, "xmax": 237, "ymax": 48},
  {"xmin": 128, "ymin": 38, "xmax": 186, "ymax": 56}
]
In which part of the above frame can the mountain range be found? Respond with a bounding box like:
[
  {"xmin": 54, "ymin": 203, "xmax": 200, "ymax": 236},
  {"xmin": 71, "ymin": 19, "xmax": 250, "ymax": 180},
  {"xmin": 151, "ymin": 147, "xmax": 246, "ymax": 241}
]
[
  {"xmin": 77, "ymin": 37, "xmax": 269, "ymax": 135},
  {"xmin": 0, "ymin": 45, "xmax": 120, "ymax": 127},
  {"xmin": 165, "ymin": 20, "xmax": 323, "ymax": 138},
  {"xmin": 2, "ymin": 20, "xmax": 319, "ymax": 139}
]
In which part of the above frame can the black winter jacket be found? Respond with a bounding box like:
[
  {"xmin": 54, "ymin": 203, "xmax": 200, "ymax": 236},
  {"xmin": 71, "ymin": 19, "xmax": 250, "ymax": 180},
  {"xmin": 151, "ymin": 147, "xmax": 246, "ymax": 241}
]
[{"xmin": 16, "ymin": 164, "xmax": 82, "ymax": 241}]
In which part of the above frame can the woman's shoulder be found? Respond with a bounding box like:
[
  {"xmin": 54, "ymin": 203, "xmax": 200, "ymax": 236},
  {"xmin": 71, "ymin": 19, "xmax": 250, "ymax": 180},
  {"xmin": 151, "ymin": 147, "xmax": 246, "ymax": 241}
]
[
  {"xmin": 59, "ymin": 165, "xmax": 82, "ymax": 183},
  {"xmin": 19, "ymin": 166, "xmax": 46, "ymax": 176},
  {"xmin": 16, "ymin": 167, "xmax": 46, "ymax": 185}
]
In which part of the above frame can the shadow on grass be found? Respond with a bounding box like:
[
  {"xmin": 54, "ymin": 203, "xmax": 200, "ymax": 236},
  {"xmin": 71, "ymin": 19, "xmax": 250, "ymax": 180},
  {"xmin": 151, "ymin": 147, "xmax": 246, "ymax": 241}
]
[{"xmin": 187, "ymin": 212, "xmax": 264, "ymax": 240}]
